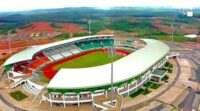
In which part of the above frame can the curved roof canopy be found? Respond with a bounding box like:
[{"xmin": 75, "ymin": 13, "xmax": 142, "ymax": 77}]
[
  {"xmin": 47, "ymin": 39, "xmax": 169, "ymax": 89},
  {"xmin": 4, "ymin": 35, "xmax": 114, "ymax": 66}
]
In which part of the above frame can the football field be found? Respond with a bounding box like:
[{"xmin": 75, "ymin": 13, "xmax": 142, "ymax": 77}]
[{"xmin": 53, "ymin": 51, "xmax": 123, "ymax": 70}]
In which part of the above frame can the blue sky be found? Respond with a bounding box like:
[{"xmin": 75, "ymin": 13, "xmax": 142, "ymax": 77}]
[{"xmin": 0, "ymin": 0, "xmax": 200, "ymax": 12}]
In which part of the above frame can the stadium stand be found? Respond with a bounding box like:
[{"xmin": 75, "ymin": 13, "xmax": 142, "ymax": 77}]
[
  {"xmin": 43, "ymin": 44, "xmax": 82, "ymax": 61},
  {"xmin": 13, "ymin": 52, "xmax": 51, "ymax": 75},
  {"xmin": 75, "ymin": 39, "xmax": 114, "ymax": 51},
  {"xmin": 50, "ymin": 54, "xmax": 64, "ymax": 61},
  {"xmin": 60, "ymin": 51, "xmax": 73, "ymax": 57}
]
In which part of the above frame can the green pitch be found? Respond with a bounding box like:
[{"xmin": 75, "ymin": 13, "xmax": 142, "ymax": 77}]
[{"xmin": 53, "ymin": 51, "xmax": 123, "ymax": 70}]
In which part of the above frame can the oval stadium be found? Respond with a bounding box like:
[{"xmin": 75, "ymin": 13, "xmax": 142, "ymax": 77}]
[{"xmin": 3, "ymin": 35, "xmax": 170, "ymax": 108}]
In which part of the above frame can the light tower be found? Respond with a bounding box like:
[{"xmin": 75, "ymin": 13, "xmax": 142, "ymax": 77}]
[
  {"xmin": 88, "ymin": 19, "xmax": 91, "ymax": 35},
  {"xmin": 109, "ymin": 45, "xmax": 115, "ymax": 105},
  {"xmin": 7, "ymin": 30, "xmax": 12, "ymax": 55},
  {"xmin": 170, "ymin": 23, "xmax": 174, "ymax": 45}
]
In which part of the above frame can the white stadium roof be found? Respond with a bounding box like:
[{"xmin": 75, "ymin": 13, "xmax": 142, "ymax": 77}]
[
  {"xmin": 4, "ymin": 35, "xmax": 114, "ymax": 66},
  {"xmin": 47, "ymin": 39, "xmax": 169, "ymax": 89}
]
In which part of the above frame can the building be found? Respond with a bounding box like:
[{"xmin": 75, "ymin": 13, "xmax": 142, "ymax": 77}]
[{"xmin": 3, "ymin": 35, "xmax": 169, "ymax": 107}]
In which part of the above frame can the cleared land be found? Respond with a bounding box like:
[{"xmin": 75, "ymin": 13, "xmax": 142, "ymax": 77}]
[{"xmin": 53, "ymin": 51, "xmax": 123, "ymax": 69}]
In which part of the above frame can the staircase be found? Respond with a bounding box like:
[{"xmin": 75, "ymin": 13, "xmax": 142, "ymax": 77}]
[
  {"xmin": 93, "ymin": 92, "xmax": 123, "ymax": 111},
  {"xmin": 10, "ymin": 79, "xmax": 26, "ymax": 88}
]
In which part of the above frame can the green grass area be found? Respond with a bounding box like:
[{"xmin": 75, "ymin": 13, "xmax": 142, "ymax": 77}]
[
  {"xmin": 149, "ymin": 35, "xmax": 197, "ymax": 42},
  {"xmin": 10, "ymin": 91, "xmax": 28, "ymax": 101},
  {"xmin": 168, "ymin": 69, "xmax": 173, "ymax": 73},
  {"xmin": 90, "ymin": 20, "xmax": 106, "ymax": 34},
  {"xmin": 106, "ymin": 19, "xmax": 153, "ymax": 32},
  {"xmin": 129, "ymin": 88, "xmax": 152, "ymax": 98},
  {"xmin": 55, "ymin": 33, "xmax": 70, "ymax": 40},
  {"xmin": 73, "ymin": 33, "xmax": 89, "ymax": 37},
  {"xmin": 4, "ymin": 65, "xmax": 12, "ymax": 72},
  {"xmin": 161, "ymin": 75, "xmax": 169, "ymax": 81},
  {"xmin": 53, "ymin": 51, "xmax": 123, "ymax": 70},
  {"xmin": 169, "ymin": 64, "xmax": 173, "ymax": 69},
  {"xmin": 143, "ymin": 88, "xmax": 152, "ymax": 95},
  {"xmin": 50, "ymin": 22, "xmax": 61, "ymax": 28},
  {"xmin": 143, "ymin": 81, "xmax": 153, "ymax": 87},
  {"xmin": 143, "ymin": 81, "xmax": 162, "ymax": 89},
  {"xmin": 150, "ymin": 83, "xmax": 161, "ymax": 89},
  {"xmin": 0, "ymin": 29, "xmax": 16, "ymax": 35},
  {"xmin": 40, "ymin": 72, "xmax": 50, "ymax": 83},
  {"xmin": 164, "ymin": 62, "xmax": 170, "ymax": 67},
  {"xmin": 129, "ymin": 89, "xmax": 145, "ymax": 98},
  {"xmin": 164, "ymin": 62, "xmax": 173, "ymax": 73}
]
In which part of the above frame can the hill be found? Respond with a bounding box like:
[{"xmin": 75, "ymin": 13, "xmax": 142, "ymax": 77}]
[
  {"xmin": 16, "ymin": 22, "xmax": 87, "ymax": 34},
  {"xmin": 0, "ymin": 7, "xmax": 199, "ymax": 42}
]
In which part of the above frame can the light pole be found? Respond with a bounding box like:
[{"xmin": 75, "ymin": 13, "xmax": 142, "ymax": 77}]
[
  {"xmin": 88, "ymin": 19, "xmax": 91, "ymax": 35},
  {"xmin": 7, "ymin": 30, "xmax": 12, "ymax": 55},
  {"xmin": 170, "ymin": 23, "xmax": 174, "ymax": 45},
  {"xmin": 109, "ymin": 46, "xmax": 114, "ymax": 105}
]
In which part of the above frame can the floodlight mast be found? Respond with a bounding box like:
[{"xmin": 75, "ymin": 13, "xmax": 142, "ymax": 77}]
[
  {"xmin": 110, "ymin": 46, "xmax": 114, "ymax": 105},
  {"xmin": 8, "ymin": 30, "xmax": 11, "ymax": 55},
  {"xmin": 88, "ymin": 19, "xmax": 91, "ymax": 35},
  {"xmin": 170, "ymin": 24, "xmax": 174, "ymax": 45}
]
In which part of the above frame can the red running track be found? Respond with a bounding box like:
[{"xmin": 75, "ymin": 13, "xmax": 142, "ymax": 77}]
[{"xmin": 43, "ymin": 49, "xmax": 130, "ymax": 79}]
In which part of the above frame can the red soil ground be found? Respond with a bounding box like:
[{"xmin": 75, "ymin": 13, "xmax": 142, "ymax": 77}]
[
  {"xmin": 57, "ymin": 23, "xmax": 87, "ymax": 34},
  {"xmin": 152, "ymin": 18, "xmax": 163, "ymax": 24},
  {"xmin": 0, "ymin": 39, "xmax": 55, "ymax": 65},
  {"xmin": 16, "ymin": 22, "xmax": 87, "ymax": 34},
  {"xmin": 43, "ymin": 49, "xmax": 130, "ymax": 79},
  {"xmin": 152, "ymin": 18, "xmax": 199, "ymax": 34},
  {"xmin": 177, "ymin": 41, "xmax": 200, "ymax": 47},
  {"xmin": 96, "ymin": 29, "xmax": 116, "ymax": 35},
  {"xmin": 16, "ymin": 22, "xmax": 56, "ymax": 33},
  {"xmin": 0, "ymin": 39, "xmax": 53, "ymax": 50}
]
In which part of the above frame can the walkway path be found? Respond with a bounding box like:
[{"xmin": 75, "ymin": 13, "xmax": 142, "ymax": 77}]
[
  {"xmin": 0, "ymin": 72, "xmax": 26, "ymax": 111},
  {"xmin": 122, "ymin": 58, "xmax": 181, "ymax": 111}
]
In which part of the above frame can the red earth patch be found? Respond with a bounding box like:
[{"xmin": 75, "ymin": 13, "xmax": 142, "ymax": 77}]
[{"xmin": 16, "ymin": 22, "xmax": 87, "ymax": 34}]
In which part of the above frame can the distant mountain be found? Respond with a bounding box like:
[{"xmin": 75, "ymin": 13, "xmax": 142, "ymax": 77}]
[{"xmin": 0, "ymin": 7, "xmax": 199, "ymax": 35}]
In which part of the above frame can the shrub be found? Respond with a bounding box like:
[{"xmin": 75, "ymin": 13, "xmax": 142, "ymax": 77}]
[
  {"xmin": 161, "ymin": 75, "xmax": 169, "ymax": 81},
  {"xmin": 168, "ymin": 69, "xmax": 173, "ymax": 73}
]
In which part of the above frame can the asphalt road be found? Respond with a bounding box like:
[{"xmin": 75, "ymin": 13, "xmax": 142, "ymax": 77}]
[
  {"xmin": 178, "ymin": 54, "xmax": 200, "ymax": 111},
  {"xmin": 179, "ymin": 90, "xmax": 196, "ymax": 111}
]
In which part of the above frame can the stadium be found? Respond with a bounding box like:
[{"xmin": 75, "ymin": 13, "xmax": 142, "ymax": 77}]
[{"xmin": 3, "ymin": 35, "xmax": 169, "ymax": 108}]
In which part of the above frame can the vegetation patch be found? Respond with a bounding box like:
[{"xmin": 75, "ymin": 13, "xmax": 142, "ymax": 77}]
[
  {"xmin": 143, "ymin": 81, "xmax": 153, "ymax": 87},
  {"xmin": 168, "ymin": 69, "xmax": 173, "ymax": 73},
  {"xmin": 10, "ymin": 91, "xmax": 28, "ymax": 101},
  {"xmin": 129, "ymin": 89, "xmax": 145, "ymax": 98},
  {"xmin": 51, "ymin": 22, "xmax": 61, "ymax": 29},
  {"xmin": 161, "ymin": 75, "xmax": 169, "ymax": 81},
  {"xmin": 106, "ymin": 20, "xmax": 153, "ymax": 32},
  {"xmin": 149, "ymin": 35, "xmax": 197, "ymax": 42},
  {"xmin": 90, "ymin": 20, "xmax": 106, "ymax": 34},
  {"xmin": 55, "ymin": 33, "xmax": 70, "ymax": 40},
  {"xmin": 73, "ymin": 33, "xmax": 88, "ymax": 37},
  {"xmin": 164, "ymin": 62, "xmax": 170, "ymax": 67},
  {"xmin": 150, "ymin": 83, "xmax": 161, "ymax": 89},
  {"xmin": 143, "ymin": 88, "xmax": 152, "ymax": 95}
]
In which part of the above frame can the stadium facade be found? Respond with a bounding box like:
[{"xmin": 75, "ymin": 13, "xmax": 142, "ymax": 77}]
[{"xmin": 3, "ymin": 35, "xmax": 169, "ymax": 107}]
